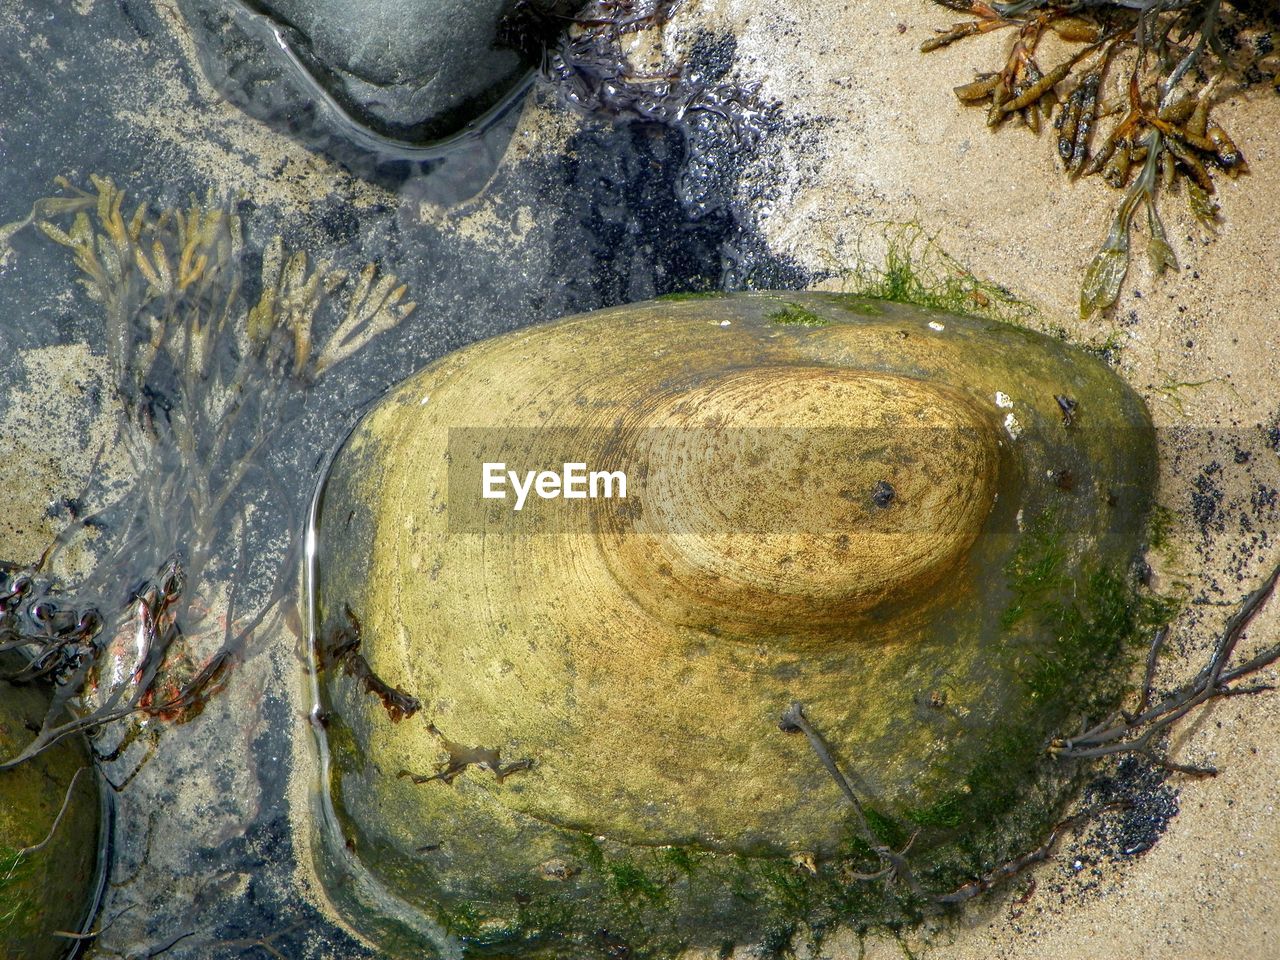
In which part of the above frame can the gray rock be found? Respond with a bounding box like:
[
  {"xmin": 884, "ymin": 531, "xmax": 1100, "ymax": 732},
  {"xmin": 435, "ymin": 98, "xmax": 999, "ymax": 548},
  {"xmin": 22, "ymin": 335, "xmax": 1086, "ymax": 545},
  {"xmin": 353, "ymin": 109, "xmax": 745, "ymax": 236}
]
[
  {"xmin": 259, "ymin": 0, "xmax": 527, "ymax": 140},
  {"xmin": 179, "ymin": 0, "xmax": 550, "ymax": 163},
  {"xmin": 176, "ymin": 0, "xmax": 550, "ymax": 186}
]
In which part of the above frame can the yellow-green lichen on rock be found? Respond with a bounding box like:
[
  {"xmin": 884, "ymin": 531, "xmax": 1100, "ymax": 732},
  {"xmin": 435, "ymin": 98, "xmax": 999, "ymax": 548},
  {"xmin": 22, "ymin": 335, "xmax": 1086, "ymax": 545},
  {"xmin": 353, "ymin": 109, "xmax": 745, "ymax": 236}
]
[
  {"xmin": 306, "ymin": 292, "xmax": 1158, "ymax": 957},
  {"xmin": 0, "ymin": 662, "xmax": 103, "ymax": 960}
]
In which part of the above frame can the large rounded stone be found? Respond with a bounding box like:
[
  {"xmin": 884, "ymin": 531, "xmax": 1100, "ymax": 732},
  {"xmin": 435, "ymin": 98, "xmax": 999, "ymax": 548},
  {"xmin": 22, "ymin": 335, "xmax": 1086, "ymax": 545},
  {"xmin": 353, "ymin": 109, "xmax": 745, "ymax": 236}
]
[{"xmin": 306, "ymin": 292, "xmax": 1157, "ymax": 955}]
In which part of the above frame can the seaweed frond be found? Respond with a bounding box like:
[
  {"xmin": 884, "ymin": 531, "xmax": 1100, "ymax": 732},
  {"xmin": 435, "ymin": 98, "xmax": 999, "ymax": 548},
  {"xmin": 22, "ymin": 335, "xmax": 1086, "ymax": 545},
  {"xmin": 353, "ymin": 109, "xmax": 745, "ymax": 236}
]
[
  {"xmin": 1, "ymin": 177, "xmax": 415, "ymax": 774},
  {"xmin": 924, "ymin": 0, "xmax": 1274, "ymax": 314}
]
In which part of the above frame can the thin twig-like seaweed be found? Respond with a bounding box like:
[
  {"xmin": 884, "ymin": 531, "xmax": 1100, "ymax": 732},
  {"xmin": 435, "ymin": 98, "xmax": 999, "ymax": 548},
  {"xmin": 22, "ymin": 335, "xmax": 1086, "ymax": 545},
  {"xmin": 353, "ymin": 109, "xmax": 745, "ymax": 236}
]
[
  {"xmin": 1052, "ymin": 562, "xmax": 1280, "ymax": 774},
  {"xmin": 780, "ymin": 702, "xmax": 922, "ymax": 894},
  {"xmin": 781, "ymin": 561, "xmax": 1279, "ymax": 906}
]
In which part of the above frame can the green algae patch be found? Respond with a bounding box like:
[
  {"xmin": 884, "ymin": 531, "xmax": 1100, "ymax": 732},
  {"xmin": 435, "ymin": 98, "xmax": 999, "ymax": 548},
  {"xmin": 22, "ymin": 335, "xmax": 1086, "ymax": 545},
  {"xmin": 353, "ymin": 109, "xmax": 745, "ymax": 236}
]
[
  {"xmin": 306, "ymin": 292, "xmax": 1157, "ymax": 957},
  {"xmin": 768, "ymin": 303, "xmax": 829, "ymax": 327},
  {"xmin": 837, "ymin": 224, "xmax": 1033, "ymax": 327},
  {"xmin": 0, "ymin": 664, "xmax": 104, "ymax": 960}
]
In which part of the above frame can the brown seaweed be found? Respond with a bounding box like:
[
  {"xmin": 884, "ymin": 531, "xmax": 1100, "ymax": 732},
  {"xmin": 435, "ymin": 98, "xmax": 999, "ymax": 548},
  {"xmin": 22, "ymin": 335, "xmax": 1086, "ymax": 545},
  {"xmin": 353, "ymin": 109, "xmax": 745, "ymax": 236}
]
[
  {"xmin": 1, "ymin": 177, "xmax": 414, "ymax": 772},
  {"xmin": 924, "ymin": 0, "xmax": 1273, "ymax": 314}
]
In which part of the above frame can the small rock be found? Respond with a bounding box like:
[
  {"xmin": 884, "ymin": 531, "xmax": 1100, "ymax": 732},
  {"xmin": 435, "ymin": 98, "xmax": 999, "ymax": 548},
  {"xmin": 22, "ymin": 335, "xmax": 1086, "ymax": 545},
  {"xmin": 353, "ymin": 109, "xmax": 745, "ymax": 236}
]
[
  {"xmin": 256, "ymin": 0, "xmax": 532, "ymax": 140},
  {"xmin": 0, "ymin": 662, "xmax": 104, "ymax": 960}
]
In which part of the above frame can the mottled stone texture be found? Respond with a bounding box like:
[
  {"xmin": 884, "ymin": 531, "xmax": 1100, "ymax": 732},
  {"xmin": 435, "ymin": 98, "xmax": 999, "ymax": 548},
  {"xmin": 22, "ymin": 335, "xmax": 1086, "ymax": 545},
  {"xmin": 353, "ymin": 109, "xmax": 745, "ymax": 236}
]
[{"xmin": 308, "ymin": 293, "xmax": 1158, "ymax": 955}]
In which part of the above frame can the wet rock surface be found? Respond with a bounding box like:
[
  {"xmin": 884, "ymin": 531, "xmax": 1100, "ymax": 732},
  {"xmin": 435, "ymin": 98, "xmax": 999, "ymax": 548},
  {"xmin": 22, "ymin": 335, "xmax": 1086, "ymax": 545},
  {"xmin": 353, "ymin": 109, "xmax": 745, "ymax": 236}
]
[
  {"xmin": 310, "ymin": 292, "xmax": 1157, "ymax": 954},
  {"xmin": 186, "ymin": 0, "xmax": 537, "ymax": 145},
  {"xmin": 0, "ymin": 663, "xmax": 103, "ymax": 960}
]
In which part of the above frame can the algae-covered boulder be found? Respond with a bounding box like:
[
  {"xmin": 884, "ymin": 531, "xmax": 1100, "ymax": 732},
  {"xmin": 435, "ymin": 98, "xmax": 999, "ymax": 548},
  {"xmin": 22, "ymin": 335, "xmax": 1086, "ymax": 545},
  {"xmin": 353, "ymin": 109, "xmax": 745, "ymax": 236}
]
[
  {"xmin": 306, "ymin": 292, "xmax": 1157, "ymax": 956},
  {"xmin": 0, "ymin": 666, "xmax": 103, "ymax": 960}
]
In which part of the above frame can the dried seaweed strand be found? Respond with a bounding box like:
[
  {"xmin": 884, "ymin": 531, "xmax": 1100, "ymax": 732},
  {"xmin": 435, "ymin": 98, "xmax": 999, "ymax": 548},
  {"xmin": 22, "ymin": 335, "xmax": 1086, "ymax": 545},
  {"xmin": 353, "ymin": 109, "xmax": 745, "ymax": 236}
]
[
  {"xmin": 316, "ymin": 604, "xmax": 421, "ymax": 724},
  {"xmin": 926, "ymin": 0, "xmax": 1267, "ymax": 312},
  {"xmin": 780, "ymin": 701, "xmax": 921, "ymax": 894},
  {"xmin": 1052, "ymin": 563, "xmax": 1280, "ymax": 775}
]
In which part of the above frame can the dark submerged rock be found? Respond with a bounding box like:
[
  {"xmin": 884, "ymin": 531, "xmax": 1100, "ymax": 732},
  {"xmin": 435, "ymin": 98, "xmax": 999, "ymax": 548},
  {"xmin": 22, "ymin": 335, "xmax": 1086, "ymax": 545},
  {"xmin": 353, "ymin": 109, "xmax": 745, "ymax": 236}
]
[
  {"xmin": 0, "ymin": 662, "xmax": 105, "ymax": 960},
  {"xmin": 249, "ymin": 0, "xmax": 529, "ymax": 141},
  {"xmin": 176, "ymin": 0, "xmax": 560, "ymax": 182}
]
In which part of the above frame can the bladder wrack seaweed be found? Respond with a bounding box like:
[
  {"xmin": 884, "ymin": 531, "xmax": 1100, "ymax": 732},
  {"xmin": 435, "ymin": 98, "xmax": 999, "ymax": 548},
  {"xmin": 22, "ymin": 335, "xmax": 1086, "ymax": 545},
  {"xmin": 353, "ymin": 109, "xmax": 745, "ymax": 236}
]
[{"xmin": 1, "ymin": 176, "xmax": 415, "ymax": 774}]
